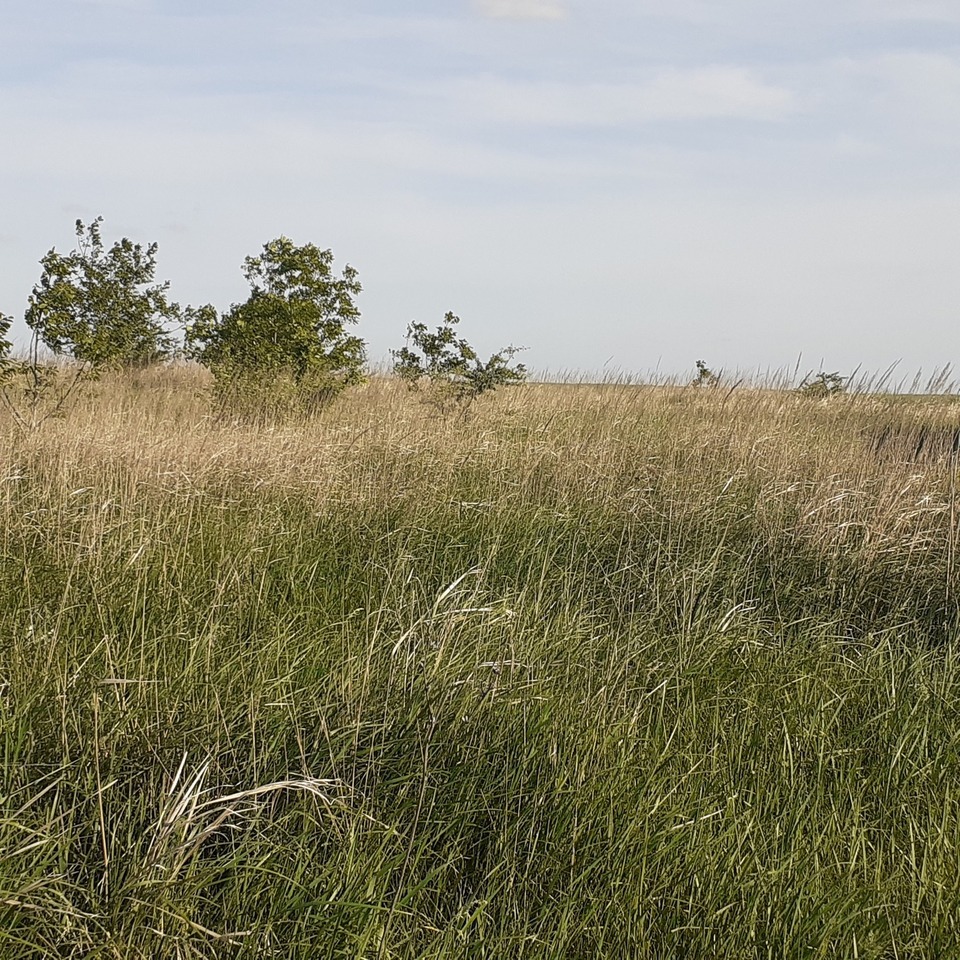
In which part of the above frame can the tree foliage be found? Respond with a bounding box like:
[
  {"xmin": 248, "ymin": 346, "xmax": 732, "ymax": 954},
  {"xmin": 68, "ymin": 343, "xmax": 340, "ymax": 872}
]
[
  {"xmin": 691, "ymin": 359, "xmax": 719, "ymax": 387},
  {"xmin": 798, "ymin": 371, "xmax": 848, "ymax": 398},
  {"xmin": 185, "ymin": 237, "xmax": 365, "ymax": 420},
  {"xmin": 25, "ymin": 217, "xmax": 178, "ymax": 368},
  {"xmin": 392, "ymin": 312, "xmax": 526, "ymax": 415}
]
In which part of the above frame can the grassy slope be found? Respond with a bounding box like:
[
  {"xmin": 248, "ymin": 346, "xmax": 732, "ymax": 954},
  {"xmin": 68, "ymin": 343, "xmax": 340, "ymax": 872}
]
[{"xmin": 1, "ymin": 370, "xmax": 960, "ymax": 958}]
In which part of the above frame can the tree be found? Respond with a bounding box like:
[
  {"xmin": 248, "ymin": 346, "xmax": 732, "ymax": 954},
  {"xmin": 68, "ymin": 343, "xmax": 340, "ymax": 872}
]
[
  {"xmin": 691, "ymin": 359, "xmax": 719, "ymax": 387},
  {"xmin": 25, "ymin": 217, "xmax": 178, "ymax": 368},
  {"xmin": 185, "ymin": 237, "xmax": 366, "ymax": 420},
  {"xmin": 392, "ymin": 312, "xmax": 526, "ymax": 416},
  {"xmin": 798, "ymin": 371, "xmax": 847, "ymax": 398}
]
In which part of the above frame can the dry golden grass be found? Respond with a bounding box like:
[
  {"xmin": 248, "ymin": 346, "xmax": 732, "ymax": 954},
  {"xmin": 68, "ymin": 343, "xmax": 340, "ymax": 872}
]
[{"xmin": 9, "ymin": 366, "xmax": 957, "ymax": 552}]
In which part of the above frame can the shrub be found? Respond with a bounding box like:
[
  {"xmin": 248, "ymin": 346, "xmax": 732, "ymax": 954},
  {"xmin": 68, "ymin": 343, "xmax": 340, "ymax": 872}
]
[
  {"xmin": 25, "ymin": 217, "xmax": 178, "ymax": 369},
  {"xmin": 691, "ymin": 359, "xmax": 719, "ymax": 387},
  {"xmin": 2, "ymin": 302, "xmax": 98, "ymax": 433},
  {"xmin": 185, "ymin": 237, "xmax": 366, "ymax": 422},
  {"xmin": 798, "ymin": 371, "xmax": 847, "ymax": 398},
  {"xmin": 392, "ymin": 312, "xmax": 526, "ymax": 416}
]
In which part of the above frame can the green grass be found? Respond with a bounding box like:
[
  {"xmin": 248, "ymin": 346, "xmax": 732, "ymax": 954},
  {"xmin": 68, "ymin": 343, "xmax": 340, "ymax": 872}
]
[{"xmin": 1, "ymin": 372, "xmax": 960, "ymax": 957}]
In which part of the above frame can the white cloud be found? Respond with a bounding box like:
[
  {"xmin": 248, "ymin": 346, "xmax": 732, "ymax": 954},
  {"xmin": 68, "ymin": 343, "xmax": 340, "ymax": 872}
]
[
  {"xmin": 457, "ymin": 67, "xmax": 798, "ymax": 125},
  {"xmin": 473, "ymin": 0, "xmax": 567, "ymax": 21},
  {"xmin": 639, "ymin": 66, "xmax": 798, "ymax": 121}
]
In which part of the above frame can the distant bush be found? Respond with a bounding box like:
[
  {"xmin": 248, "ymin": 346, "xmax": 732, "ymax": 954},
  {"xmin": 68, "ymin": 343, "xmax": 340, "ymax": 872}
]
[
  {"xmin": 691, "ymin": 359, "xmax": 719, "ymax": 387},
  {"xmin": 392, "ymin": 312, "xmax": 526, "ymax": 416},
  {"xmin": 185, "ymin": 237, "xmax": 365, "ymax": 422},
  {"xmin": 798, "ymin": 371, "xmax": 847, "ymax": 398},
  {"xmin": 3, "ymin": 312, "xmax": 99, "ymax": 431}
]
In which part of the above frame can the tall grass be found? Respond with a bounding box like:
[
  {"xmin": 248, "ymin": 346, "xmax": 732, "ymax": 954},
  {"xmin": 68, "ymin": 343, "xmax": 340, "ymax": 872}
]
[{"xmin": 1, "ymin": 368, "xmax": 959, "ymax": 958}]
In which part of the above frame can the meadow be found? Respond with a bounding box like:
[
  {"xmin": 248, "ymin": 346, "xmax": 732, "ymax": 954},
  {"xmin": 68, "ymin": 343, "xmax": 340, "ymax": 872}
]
[{"xmin": 2, "ymin": 367, "xmax": 960, "ymax": 958}]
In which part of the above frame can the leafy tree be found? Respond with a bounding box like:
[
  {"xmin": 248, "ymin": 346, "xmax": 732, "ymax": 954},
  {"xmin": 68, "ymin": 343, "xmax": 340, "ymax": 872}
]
[
  {"xmin": 25, "ymin": 217, "xmax": 178, "ymax": 368},
  {"xmin": 185, "ymin": 237, "xmax": 365, "ymax": 420},
  {"xmin": 798, "ymin": 371, "xmax": 847, "ymax": 398},
  {"xmin": 691, "ymin": 359, "xmax": 719, "ymax": 387},
  {"xmin": 392, "ymin": 312, "xmax": 526, "ymax": 415}
]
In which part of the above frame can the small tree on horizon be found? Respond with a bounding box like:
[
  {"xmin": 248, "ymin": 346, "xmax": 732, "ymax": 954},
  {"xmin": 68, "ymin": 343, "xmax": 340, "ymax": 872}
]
[
  {"xmin": 691, "ymin": 359, "xmax": 719, "ymax": 387},
  {"xmin": 392, "ymin": 312, "xmax": 526, "ymax": 416},
  {"xmin": 798, "ymin": 370, "xmax": 848, "ymax": 398},
  {"xmin": 185, "ymin": 237, "xmax": 366, "ymax": 421},
  {"xmin": 25, "ymin": 217, "xmax": 178, "ymax": 369}
]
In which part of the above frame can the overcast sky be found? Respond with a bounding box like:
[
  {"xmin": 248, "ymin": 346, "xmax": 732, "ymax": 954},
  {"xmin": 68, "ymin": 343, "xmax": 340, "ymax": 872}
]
[{"xmin": 3, "ymin": 0, "xmax": 960, "ymax": 380}]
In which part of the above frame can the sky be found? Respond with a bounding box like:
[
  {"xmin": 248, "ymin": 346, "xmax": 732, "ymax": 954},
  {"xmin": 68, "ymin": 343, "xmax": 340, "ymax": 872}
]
[{"xmin": 3, "ymin": 0, "xmax": 960, "ymax": 381}]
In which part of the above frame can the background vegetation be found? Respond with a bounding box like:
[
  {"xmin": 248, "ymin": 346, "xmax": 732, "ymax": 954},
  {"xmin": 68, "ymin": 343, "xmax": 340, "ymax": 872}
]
[
  {"xmin": 4, "ymin": 218, "xmax": 527, "ymax": 428},
  {"xmin": 1, "ymin": 367, "xmax": 959, "ymax": 958},
  {"xmin": 184, "ymin": 237, "xmax": 367, "ymax": 423},
  {"xmin": 25, "ymin": 218, "xmax": 178, "ymax": 369}
]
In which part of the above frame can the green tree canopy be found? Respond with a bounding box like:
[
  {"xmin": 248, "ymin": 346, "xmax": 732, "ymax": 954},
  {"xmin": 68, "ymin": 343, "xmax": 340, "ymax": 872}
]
[
  {"xmin": 185, "ymin": 237, "xmax": 366, "ymax": 417},
  {"xmin": 25, "ymin": 217, "xmax": 178, "ymax": 368},
  {"xmin": 393, "ymin": 312, "xmax": 526, "ymax": 415}
]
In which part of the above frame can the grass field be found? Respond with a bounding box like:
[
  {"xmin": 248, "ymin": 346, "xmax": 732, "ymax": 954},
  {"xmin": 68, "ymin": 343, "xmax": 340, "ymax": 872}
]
[{"xmin": 2, "ymin": 368, "xmax": 960, "ymax": 958}]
